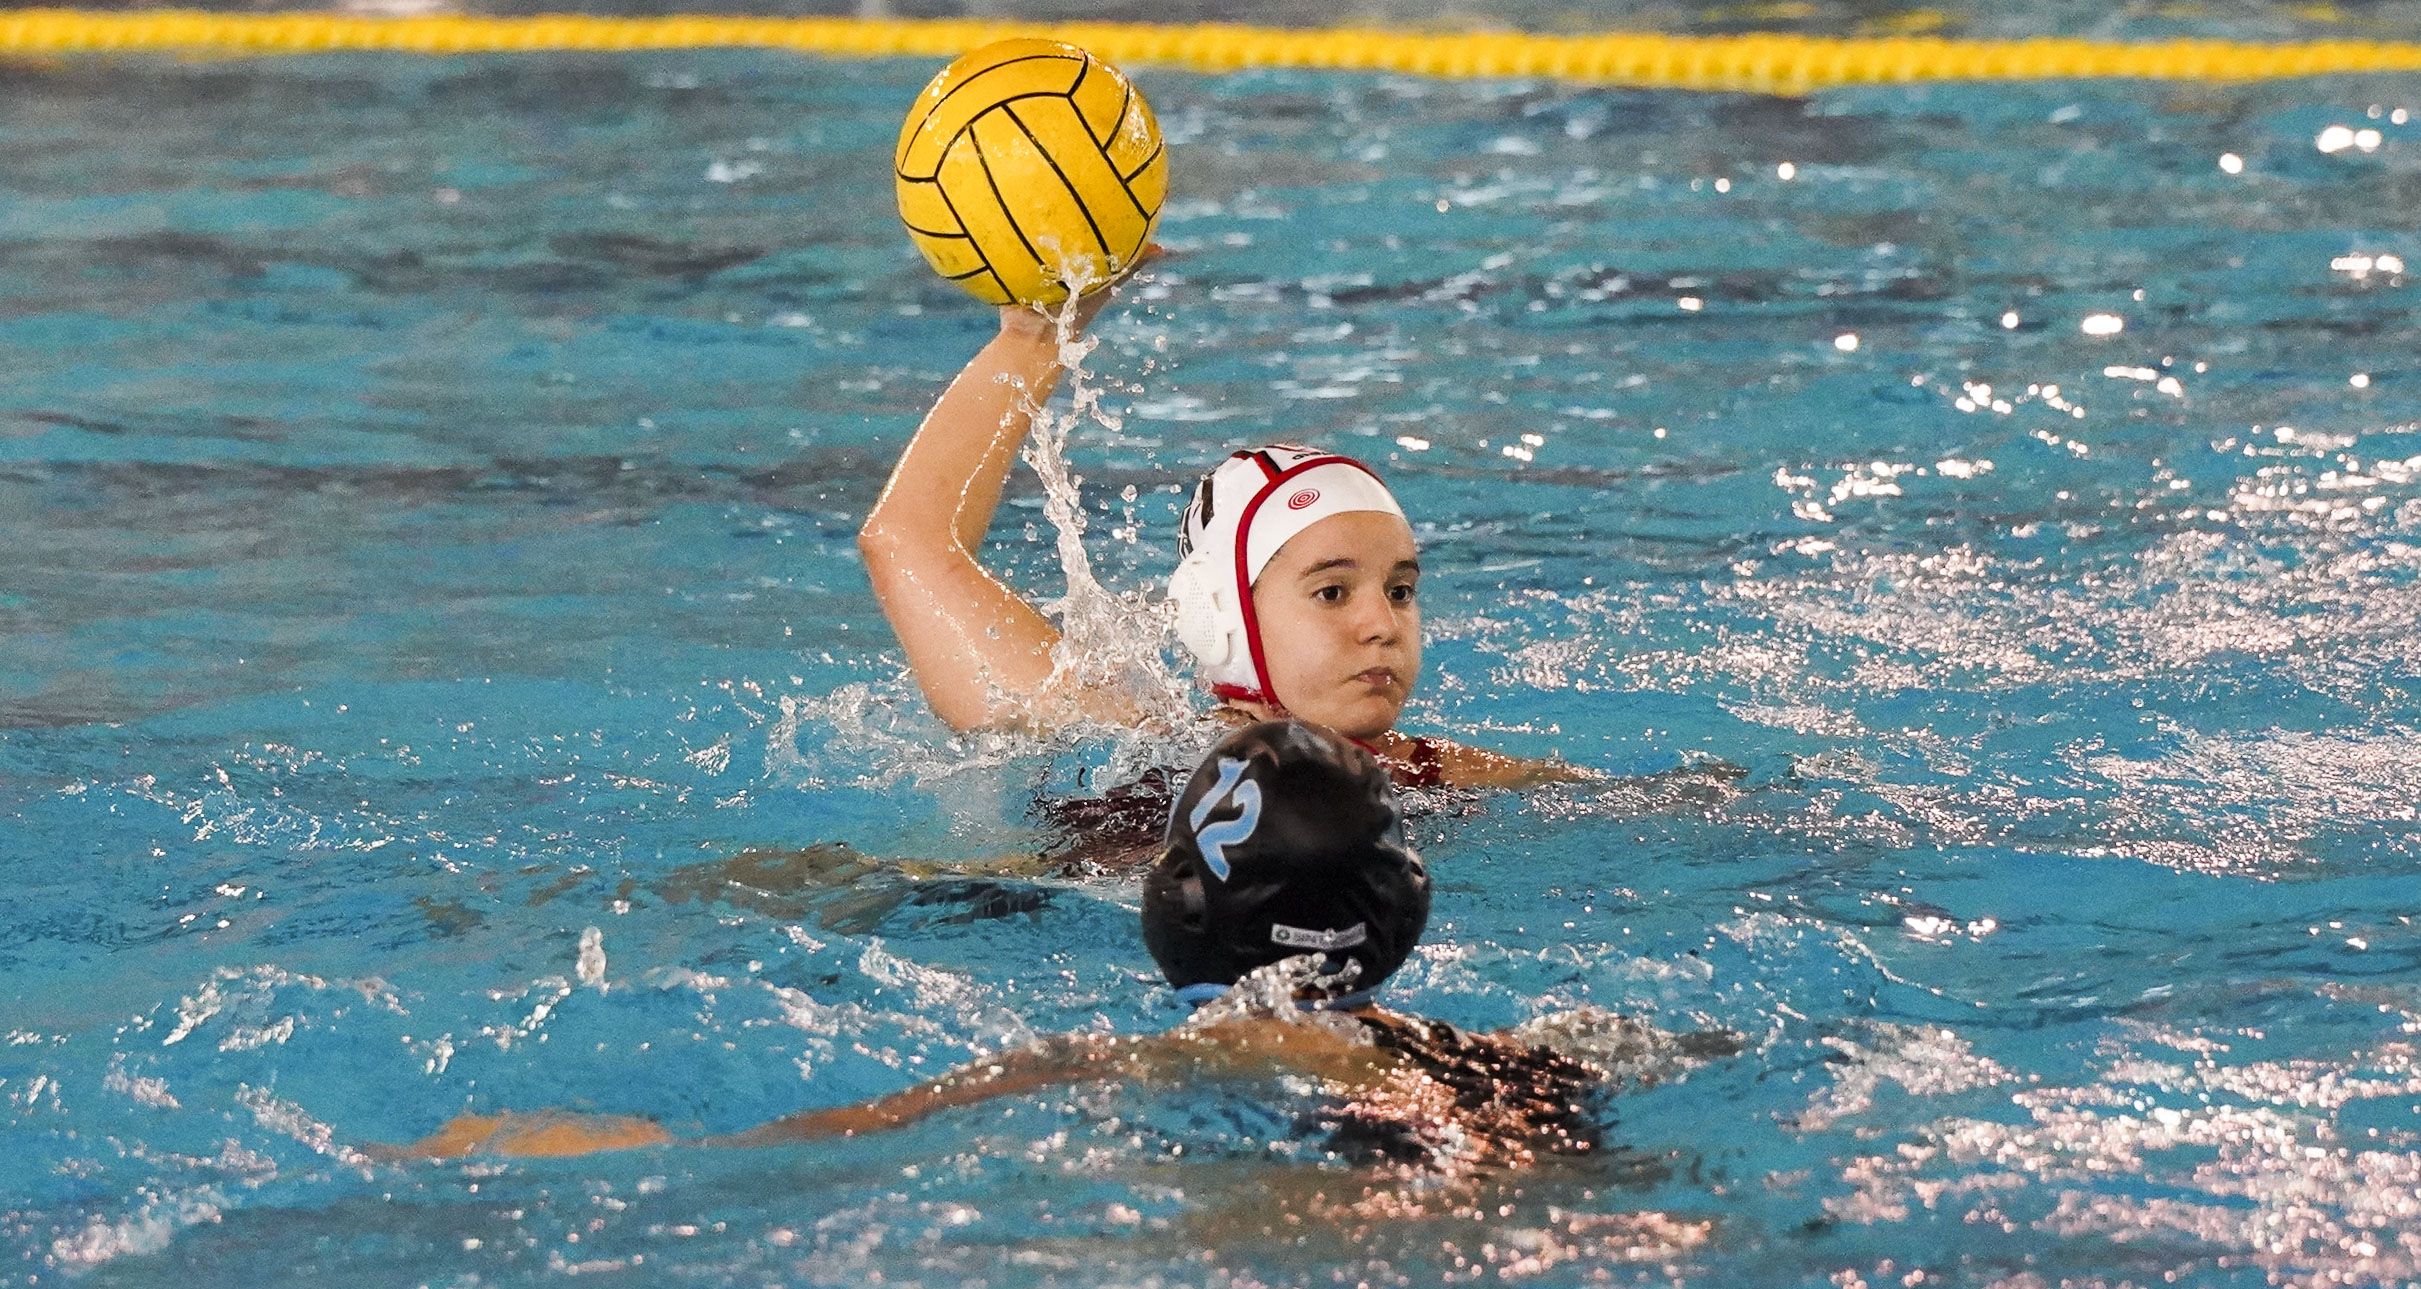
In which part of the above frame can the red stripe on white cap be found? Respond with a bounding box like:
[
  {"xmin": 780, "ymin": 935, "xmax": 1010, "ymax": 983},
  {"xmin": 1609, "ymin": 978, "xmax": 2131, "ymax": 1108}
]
[{"xmin": 1227, "ymin": 454, "xmax": 1395, "ymax": 710}]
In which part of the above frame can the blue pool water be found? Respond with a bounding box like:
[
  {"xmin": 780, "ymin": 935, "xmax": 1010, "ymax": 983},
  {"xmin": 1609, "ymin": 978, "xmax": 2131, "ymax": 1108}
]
[{"xmin": 5, "ymin": 39, "xmax": 2421, "ymax": 1287}]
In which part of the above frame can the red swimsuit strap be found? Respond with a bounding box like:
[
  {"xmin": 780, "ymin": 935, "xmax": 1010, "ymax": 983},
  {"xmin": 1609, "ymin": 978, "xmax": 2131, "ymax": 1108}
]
[{"xmin": 1394, "ymin": 736, "xmax": 1447, "ymax": 789}]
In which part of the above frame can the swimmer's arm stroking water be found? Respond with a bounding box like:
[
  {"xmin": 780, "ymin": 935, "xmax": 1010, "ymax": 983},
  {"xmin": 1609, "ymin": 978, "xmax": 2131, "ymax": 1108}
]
[
  {"xmin": 387, "ymin": 1019, "xmax": 1381, "ymax": 1160},
  {"xmin": 715, "ymin": 1021, "xmax": 1374, "ymax": 1147},
  {"xmin": 859, "ymin": 278, "xmax": 1146, "ymax": 734},
  {"xmin": 385, "ymin": 1110, "xmax": 675, "ymax": 1159}
]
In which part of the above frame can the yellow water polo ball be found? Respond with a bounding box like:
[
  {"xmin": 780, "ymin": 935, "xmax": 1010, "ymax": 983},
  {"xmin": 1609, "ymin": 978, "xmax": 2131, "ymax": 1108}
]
[{"xmin": 894, "ymin": 39, "xmax": 1167, "ymax": 306}]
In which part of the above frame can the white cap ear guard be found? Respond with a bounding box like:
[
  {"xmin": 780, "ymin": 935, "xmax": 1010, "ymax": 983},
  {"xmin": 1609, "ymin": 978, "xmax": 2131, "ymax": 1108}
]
[
  {"xmin": 1167, "ymin": 445, "xmax": 1407, "ymax": 703},
  {"xmin": 1167, "ymin": 550, "xmax": 1237, "ymax": 668}
]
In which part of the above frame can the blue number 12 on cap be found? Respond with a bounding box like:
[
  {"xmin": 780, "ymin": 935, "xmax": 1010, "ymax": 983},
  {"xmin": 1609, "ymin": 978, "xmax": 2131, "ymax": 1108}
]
[{"xmin": 1188, "ymin": 756, "xmax": 1262, "ymax": 882}]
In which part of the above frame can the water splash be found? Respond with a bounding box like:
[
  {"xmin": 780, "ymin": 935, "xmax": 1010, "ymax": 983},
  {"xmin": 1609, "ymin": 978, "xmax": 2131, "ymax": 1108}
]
[
  {"xmin": 575, "ymin": 926, "xmax": 607, "ymax": 990},
  {"xmin": 763, "ymin": 678, "xmax": 983, "ymax": 791},
  {"xmin": 49, "ymin": 1189, "xmax": 228, "ymax": 1271},
  {"xmin": 1183, "ymin": 954, "xmax": 1373, "ymax": 1042},
  {"xmin": 1503, "ymin": 1007, "xmax": 1747, "ymax": 1090},
  {"xmin": 1014, "ymin": 276, "xmax": 1193, "ymax": 735},
  {"xmin": 762, "ymin": 273, "xmax": 1201, "ymax": 803}
]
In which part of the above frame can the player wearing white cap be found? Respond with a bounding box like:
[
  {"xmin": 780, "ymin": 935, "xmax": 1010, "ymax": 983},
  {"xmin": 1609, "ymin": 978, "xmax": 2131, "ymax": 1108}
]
[{"xmin": 858, "ymin": 274, "xmax": 1580, "ymax": 789}]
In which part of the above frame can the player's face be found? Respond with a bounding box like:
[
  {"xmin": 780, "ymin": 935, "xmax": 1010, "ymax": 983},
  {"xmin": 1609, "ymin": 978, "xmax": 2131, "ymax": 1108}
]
[{"xmin": 1251, "ymin": 511, "xmax": 1423, "ymax": 741}]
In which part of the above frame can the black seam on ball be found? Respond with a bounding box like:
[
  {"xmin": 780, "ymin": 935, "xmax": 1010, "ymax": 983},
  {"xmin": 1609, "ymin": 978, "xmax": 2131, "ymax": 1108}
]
[
  {"xmin": 905, "ymin": 52, "xmax": 1080, "ymax": 175},
  {"xmin": 1119, "ymin": 137, "xmax": 1165, "ymax": 191},
  {"xmin": 1004, "ymin": 101, "xmax": 1111, "ymax": 262},
  {"xmin": 969, "ymin": 118, "xmax": 1044, "ymax": 270},
  {"xmin": 928, "ymin": 172, "xmax": 1007, "ymax": 300},
  {"xmin": 1068, "ymin": 55, "xmax": 1101, "ymax": 147},
  {"xmin": 931, "ymin": 91, "xmax": 1111, "ymax": 180}
]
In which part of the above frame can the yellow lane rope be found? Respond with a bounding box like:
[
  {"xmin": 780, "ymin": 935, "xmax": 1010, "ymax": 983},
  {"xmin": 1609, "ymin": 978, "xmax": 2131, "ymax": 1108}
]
[{"xmin": 5, "ymin": 9, "xmax": 2421, "ymax": 92}]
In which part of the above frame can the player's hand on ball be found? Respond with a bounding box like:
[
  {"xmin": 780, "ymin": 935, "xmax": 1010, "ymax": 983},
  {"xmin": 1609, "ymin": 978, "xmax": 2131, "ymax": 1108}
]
[{"xmin": 999, "ymin": 242, "xmax": 1164, "ymax": 339}]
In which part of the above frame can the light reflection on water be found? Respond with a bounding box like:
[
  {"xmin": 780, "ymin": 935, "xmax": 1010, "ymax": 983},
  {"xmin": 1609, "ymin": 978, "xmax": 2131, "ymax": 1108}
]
[{"xmin": 2, "ymin": 40, "xmax": 2420, "ymax": 1289}]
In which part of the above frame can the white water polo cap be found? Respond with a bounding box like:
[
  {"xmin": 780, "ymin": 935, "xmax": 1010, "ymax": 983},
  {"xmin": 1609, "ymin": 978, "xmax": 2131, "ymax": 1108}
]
[{"xmin": 1169, "ymin": 445, "xmax": 1408, "ymax": 705}]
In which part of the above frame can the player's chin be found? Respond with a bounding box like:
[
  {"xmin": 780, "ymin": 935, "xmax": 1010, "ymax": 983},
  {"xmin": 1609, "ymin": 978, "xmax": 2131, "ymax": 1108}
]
[{"xmin": 1314, "ymin": 690, "xmax": 1405, "ymax": 742}]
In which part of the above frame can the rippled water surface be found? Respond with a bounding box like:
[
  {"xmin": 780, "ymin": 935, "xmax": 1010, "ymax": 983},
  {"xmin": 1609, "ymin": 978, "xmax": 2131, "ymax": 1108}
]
[{"xmin": 5, "ymin": 39, "xmax": 2421, "ymax": 1288}]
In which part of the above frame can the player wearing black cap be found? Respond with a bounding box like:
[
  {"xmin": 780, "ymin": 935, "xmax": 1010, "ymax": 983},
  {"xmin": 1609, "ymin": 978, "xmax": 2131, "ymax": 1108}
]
[
  {"xmin": 391, "ymin": 722, "xmax": 1733, "ymax": 1168},
  {"xmin": 1143, "ymin": 719, "xmax": 1429, "ymax": 1010}
]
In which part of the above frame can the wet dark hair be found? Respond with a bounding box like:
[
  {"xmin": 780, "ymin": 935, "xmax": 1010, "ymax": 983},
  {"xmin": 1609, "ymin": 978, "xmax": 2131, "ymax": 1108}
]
[{"xmin": 1141, "ymin": 721, "xmax": 1430, "ymax": 1000}]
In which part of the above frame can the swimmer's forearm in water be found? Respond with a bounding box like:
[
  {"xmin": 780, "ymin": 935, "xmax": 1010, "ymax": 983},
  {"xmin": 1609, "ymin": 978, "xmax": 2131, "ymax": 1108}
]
[
  {"xmin": 713, "ymin": 1035, "xmax": 1135, "ymax": 1145},
  {"xmin": 1415, "ymin": 737, "xmax": 1598, "ymax": 790},
  {"xmin": 386, "ymin": 1021, "xmax": 1380, "ymax": 1160},
  {"xmin": 382, "ymin": 1041, "xmax": 1141, "ymax": 1159},
  {"xmin": 383, "ymin": 1110, "xmax": 675, "ymax": 1159},
  {"xmin": 719, "ymin": 1021, "xmax": 1378, "ymax": 1146},
  {"xmin": 377, "ymin": 1014, "xmax": 1740, "ymax": 1163},
  {"xmin": 1384, "ymin": 736, "xmax": 1749, "ymax": 796}
]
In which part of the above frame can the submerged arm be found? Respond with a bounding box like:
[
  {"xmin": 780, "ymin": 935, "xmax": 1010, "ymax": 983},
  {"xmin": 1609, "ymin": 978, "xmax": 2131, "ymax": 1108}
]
[
  {"xmin": 723, "ymin": 1018, "xmax": 1378, "ymax": 1146},
  {"xmin": 1430, "ymin": 739, "xmax": 1599, "ymax": 790},
  {"xmin": 1362, "ymin": 731, "xmax": 1598, "ymax": 791},
  {"xmin": 387, "ymin": 1017, "xmax": 1381, "ymax": 1161},
  {"xmin": 714, "ymin": 1034, "xmax": 1132, "ymax": 1146},
  {"xmin": 380, "ymin": 1045, "xmax": 1119, "ymax": 1162}
]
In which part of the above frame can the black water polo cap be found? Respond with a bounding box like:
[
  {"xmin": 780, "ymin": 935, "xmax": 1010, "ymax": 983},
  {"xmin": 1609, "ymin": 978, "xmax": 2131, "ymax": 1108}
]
[{"xmin": 1142, "ymin": 721, "xmax": 1430, "ymax": 999}]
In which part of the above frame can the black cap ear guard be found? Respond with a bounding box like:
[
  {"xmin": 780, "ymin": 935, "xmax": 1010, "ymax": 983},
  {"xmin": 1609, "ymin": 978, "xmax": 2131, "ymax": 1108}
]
[{"xmin": 1141, "ymin": 721, "xmax": 1429, "ymax": 1001}]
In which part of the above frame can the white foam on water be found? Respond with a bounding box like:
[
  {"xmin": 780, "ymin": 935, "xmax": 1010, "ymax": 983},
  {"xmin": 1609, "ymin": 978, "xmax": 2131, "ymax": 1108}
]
[
  {"xmin": 1182, "ymin": 955, "xmax": 1371, "ymax": 1045},
  {"xmin": 856, "ymin": 939, "xmax": 1037, "ymax": 1054},
  {"xmin": 160, "ymin": 965, "xmax": 403, "ymax": 1051},
  {"xmin": 1504, "ymin": 1008, "xmax": 1738, "ymax": 1090},
  {"xmin": 49, "ymin": 1189, "xmax": 228, "ymax": 1271},
  {"xmin": 647, "ymin": 955, "xmax": 1034, "ymax": 1078},
  {"xmin": 479, "ymin": 978, "xmax": 574, "ymax": 1052},
  {"xmin": 103, "ymin": 1054, "xmax": 181, "ymax": 1110},
  {"xmin": 1823, "ymin": 1034, "xmax": 2421, "ymax": 1282},
  {"xmin": 1792, "ymin": 1019, "xmax": 2021, "ymax": 1134},
  {"xmin": 576, "ymin": 925, "xmax": 607, "ymax": 990},
  {"xmin": 1471, "ymin": 510, "xmax": 2421, "ymax": 878},
  {"xmin": 235, "ymin": 1084, "xmax": 370, "ymax": 1167}
]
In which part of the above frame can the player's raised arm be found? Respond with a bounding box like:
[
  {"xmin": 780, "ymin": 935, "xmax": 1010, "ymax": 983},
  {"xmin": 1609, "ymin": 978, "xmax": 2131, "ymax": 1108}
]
[
  {"xmin": 856, "ymin": 346, "xmax": 1057, "ymax": 729},
  {"xmin": 857, "ymin": 297, "xmax": 1110, "ymax": 733},
  {"xmin": 869, "ymin": 39, "xmax": 1169, "ymax": 734}
]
